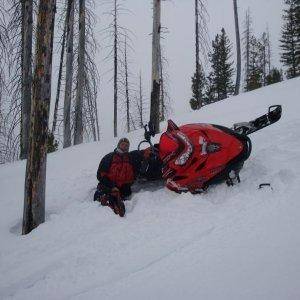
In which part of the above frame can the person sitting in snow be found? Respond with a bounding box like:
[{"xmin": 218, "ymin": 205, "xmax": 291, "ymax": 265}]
[{"xmin": 94, "ymin": 138, "xmax": 150, "ymax": 217}]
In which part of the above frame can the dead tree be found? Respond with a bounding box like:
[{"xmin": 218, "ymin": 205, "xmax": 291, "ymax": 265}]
[
  {"xmin": 124, "ymin": 36, "xmax": 130, "ymax": 132},
  {"xmin": 243, "ymin": 8, "xmax": 252, "ymax": 90},
  {"xmin": 23, "ymin": 0, "xmax": 56, "ymax": 235},
  {"xmin": 159, "ymin": 43, "xmax": 171, "ymax": 122},
  {"xmin": 102, "ymin": 0, "xmax": 132, "ymax": 136},
  {"xmin": 150, "ymin": 0, "xmax": 161, "ymax": 134},
  {"xmin": 19, "ymin": 0, "xmax": 33, "ymax": 159},
  {"xmin": 63, "ymin": 0, "xmax": 75, "ymax": 147},
  {"xmin": 52, "ymin": 7, "xmax": 67, "ymax": 136},
  {"xmin": 73, "ymin": 0, "xmax": 85, "ymax": 145},
  {"xmin": 191, "ymin": 0, "xmax": 209, "ymax": 110},
  {"xmin": 233, "ymin": 0, "xmax": 241, "ymax": 95},
  {"xmin": 137, "ymin": 71, "xmax": 144, "ymax": 128}
]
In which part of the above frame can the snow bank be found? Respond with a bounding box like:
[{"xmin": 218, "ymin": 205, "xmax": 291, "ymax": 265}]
[{"xmin": 1, "ymin": 78, "xmax": 300, "ymax": 300}]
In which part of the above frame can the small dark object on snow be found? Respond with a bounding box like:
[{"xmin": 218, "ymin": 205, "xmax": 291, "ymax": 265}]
[{"xmin": 258, "ymin": 183, "xmax": 273, "ymax": 190}]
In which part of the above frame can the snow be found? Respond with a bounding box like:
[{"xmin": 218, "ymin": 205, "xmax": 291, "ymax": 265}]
[{"xmin": 1, "ymin": 78, "xmax": 300, "ymax": 299}]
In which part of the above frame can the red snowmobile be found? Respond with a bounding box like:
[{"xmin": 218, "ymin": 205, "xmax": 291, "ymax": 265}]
[{"xmin": 139, "ymin": 105, "xmax": 282, "ymax": 194}]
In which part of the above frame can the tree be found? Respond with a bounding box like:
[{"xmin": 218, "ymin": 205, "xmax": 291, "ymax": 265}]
[
  {"xmin": 74, "ymin": 0, "xmax": 85, "ymax": 145},
  {"xmin": 233, "ymin": 0, "xmax": 241, "ymax": 95},
  {"xmin": 243, "ymin": 8, "xmax": 253, "ymax": 90},
  {"xmin": 63, "ymin": 0, "xmax": 75, "ymax": 148},
  {"xmin": 266, "ymin": 67, "xmax": 283, "ymax": 85},
  {"xmin": 190, "ymin": 66, "xmax": 206, "ymax": 110},
  {"xmin": 20, "ymin": 0, "xmax": 33, "ymax": 159},
  {"xmin": 209, "ymin": 28, "xmax": 234, "ymax": 101},
  {"xmin": 22, "ymin": 0, "xmax": 56, "ymax": 235},
  {"xmin": 150, "ymin": 0, "xmax": 161, "ymax": 134},
  {"xmin": 52, "ymin": 13, "xmax": 67, "ymax": 137},
  {"xmin": 246, "ymin": 36, "xmax": 263, "ymax": 91},
  {"xmin": 280, "ymin": 0, "xmax": 300, "ymax": 78},
  {"xmin": 191, "ymin": 0, "xmax": 209, "ymax": 109}
]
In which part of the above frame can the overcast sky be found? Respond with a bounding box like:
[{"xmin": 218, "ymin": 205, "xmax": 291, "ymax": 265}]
[{"xmin": 93, "ymin": 0, "xmax": 284, "ymax": 138}]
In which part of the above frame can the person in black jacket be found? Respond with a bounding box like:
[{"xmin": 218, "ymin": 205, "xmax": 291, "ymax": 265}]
[{"xmin": 94, "ymin": 138, "xmax": 147, "ymax": 217}]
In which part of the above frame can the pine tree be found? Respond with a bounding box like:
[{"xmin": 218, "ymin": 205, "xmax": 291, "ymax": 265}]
[
  {"xmin": 266, "ymin": 68, "xmax": 283, "ymax": 85},
  {"xmin": 209, "ymin": 28, "xmax": 234, "ymax": 101},
  {"xmin": 190, "ymin": 66, "xmax": 206, "ymax": 110},
  {"xmin": 280, "ymin": 0, "xmax": 300, "ymax": 78},
  {"xmin": 246, "ymin": 36, "xmax": 263, "ymax": 91}
]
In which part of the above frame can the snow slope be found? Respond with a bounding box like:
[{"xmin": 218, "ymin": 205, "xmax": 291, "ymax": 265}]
[{"xmin": 1, "ymin": 78, "xmax": 300, "ymax": 300}]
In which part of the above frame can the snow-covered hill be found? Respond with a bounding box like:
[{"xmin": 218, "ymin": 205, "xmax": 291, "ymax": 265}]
[{"xmin": 1, "ymin": 79, "xmax": 300, "ymax": 300}]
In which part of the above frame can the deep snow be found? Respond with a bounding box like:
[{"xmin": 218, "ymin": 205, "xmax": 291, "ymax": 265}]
[{"xmin": 1, "ymin": 78, "xmax": 300, "ymax": 300}]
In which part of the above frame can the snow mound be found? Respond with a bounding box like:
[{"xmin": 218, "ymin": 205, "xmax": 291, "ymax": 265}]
[{"xmin": 1, "ymin": 78, "xmax": 300, "ymax": 300}]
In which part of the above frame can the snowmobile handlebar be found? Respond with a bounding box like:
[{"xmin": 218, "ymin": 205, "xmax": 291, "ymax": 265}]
[{"xmin": 138, "ymin": 122, "xmax": 157, "ymax": 153}]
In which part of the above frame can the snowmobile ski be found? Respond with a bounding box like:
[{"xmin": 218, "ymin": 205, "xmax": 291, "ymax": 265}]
[{"xmin": 232, "ymin": 105, "xmax": 282, "ymax": 135}]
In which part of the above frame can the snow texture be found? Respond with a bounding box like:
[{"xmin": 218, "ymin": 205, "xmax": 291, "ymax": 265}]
[{"xmin": 1, "ymin": 78, "xmax": 300, "ymax": 299}]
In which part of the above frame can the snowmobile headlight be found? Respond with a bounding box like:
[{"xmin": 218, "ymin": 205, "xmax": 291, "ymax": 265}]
[{"xmin": 175, "ymin": 132, "xmax": 194, "ymax": 166}]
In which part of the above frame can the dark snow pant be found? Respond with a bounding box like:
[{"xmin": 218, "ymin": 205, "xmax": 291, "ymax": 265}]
[{"xmin": 94, "ymin": 184, "xmax": 132, "ymax": 203}]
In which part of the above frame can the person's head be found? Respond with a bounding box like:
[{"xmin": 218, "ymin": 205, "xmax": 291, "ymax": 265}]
[{"xmin": 117, "ymin": 137, "xmax": 130, "ymax": 154}]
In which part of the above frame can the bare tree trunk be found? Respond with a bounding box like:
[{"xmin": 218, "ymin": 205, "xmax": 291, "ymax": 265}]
[
  {"xmin": 194, "ymin": 0, "xmax": 202, "ymax": 107},
  {"xmin": 266, "ymin": 28, "xmax": 271, "ymax": 74},
  {"xmin": 124, "ymin": 37, "xmax": 130, "ymax": 133},
  {"xmin": 63, "ymin": 0, "xmax": 75, "ymax": 148},
  {"xmin": 233, "ymin": 0, "xmax": 241, "ymax": 95},
  {"xmin": 137, "ymin": 71, "xmax": 143, "ymax": 128},
  {"xmin": 20, "ymin": 0, "xmax": 33, "ymax": 160},
  {"xmin": 244, "ymin": 9, "xmax": 251, "ymax": 88},
  {"xmin": 113, "ymin": 0, "xmax": 118, "ymax": 137},
  {"xmin": 22, "ymin": 0, "xmax": 56, "ymax": 235},
  {"xmin": 52, "ymin": 15, "xmax": 67, "ymax": 135},
  {"xmin": 159, "ymin": 44, "xmax": 165, "ymax": 122},
  {"xmin": 150, "ymin": 0, "xmax": 161, "ymax": 134},
  {"xmin": 74, "ymin": 0, "xmax": 85, "ymax": 145}
]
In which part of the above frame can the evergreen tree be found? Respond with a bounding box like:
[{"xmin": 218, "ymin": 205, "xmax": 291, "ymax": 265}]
[
  {"xmin": 245, "ymin": 36, "xmax": 263, "ymax": 91},
  {"xmin": 280, "ymin": 0, "xmax": 300, "ymax": 78},
  {"xmin": 266, "ymin": 68, "xmax": 283, "ymax": 85},
  {"xmin": 190, "ymin": 66, "xmax": 206, "ymax": 110},
  {"xmin": 209, "ymin": 28, "xmax": 234, "ymax": 101}
]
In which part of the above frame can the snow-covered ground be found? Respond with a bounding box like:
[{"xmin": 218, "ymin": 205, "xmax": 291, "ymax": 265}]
[{"xmin": 1, "ymin": 78, "xmax": 300, "ymax": 300}]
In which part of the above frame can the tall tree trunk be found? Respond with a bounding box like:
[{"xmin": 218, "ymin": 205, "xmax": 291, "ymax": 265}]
[
  {"xmin": 52, "ymin": 15, "xmax": 67, "ymax": 135},
  {"xmin": 124, "ymin": 37, "xmax": 130, "ymax": 133},
  {"xmin": 159, "ymin": 44, "xmax": 165, "ymax": 121},
  {"xmin": 74, "ymin": 0, "xmax": 85, "ymax": 145},
  {"xmin": 113, "ymin": 0, "xmax": 118, "ymax": 137},
  {"xmin": 138, "ymin": 71, "xmax": 143, "ymax": 128},
  {"xmin": 233, "ymin": 0, "xmax": 241, "ymax": 95},
  {"xmin": 245, "ymin": 9, "xmax": 251, "ymax": 89},
  {"xmin": 194, "ymin": 0, "xmax": 202, "ymax": 107},
  {"xmin": 150, "ymin": 0, "xmax": 161, "ymax": 134},
  {"xmin": 20, "ymin": 0, "xmax": 33, "ymax": 159},
  {"xmin": 63, "ymin": 0, "xmax": 75, "ymax": 148},
  {"xmin": 22, "ymin": 0, "xmax": 56, "ymax": 235}
]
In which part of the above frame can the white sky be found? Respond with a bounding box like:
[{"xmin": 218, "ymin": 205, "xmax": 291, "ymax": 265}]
[{"xmin": 93, "ymin": 0, "xmax": 284, "ymax": 139}]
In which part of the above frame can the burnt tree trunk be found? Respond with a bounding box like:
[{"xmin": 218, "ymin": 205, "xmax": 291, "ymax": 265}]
[
  {"xmin": 233, "ymin": 0, "xmax": 241, "ymax": 95},
  {"xmin": 52, "ymin": 14, "xmax": 67, "ymax": 135},
  {"xmin": 150, "ymin": 0, "xmax": 161, "ymax": 134},
  {"xmin": 74, "ymin": 0, "xmax": 85, "ymax": 145},
  {"xmin": 113, "ymin": 0, "xmax": 118, "ymax": 137},
  {"xmin": 194, "ymin": 0, "xmax": 202, "ymax": 107},
  {"xmin": 20, "ymin": 0, "xmax": 33, "ymax": 159},
  {"xmin": 63, "ymin": 0, "xmax": 75, "ymax": 148},
  {"xmin": 22, "ymin": 0, "xmax": 56, "ymax": 235},
  {"xmin": 124, "ymin": 37, "xmax": 130, "ymax": 133}
]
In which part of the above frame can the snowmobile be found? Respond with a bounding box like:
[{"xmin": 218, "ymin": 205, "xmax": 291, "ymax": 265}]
[{"xmin": 138, "ymin": 105, "xmax": 282, "ymax": 194}]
